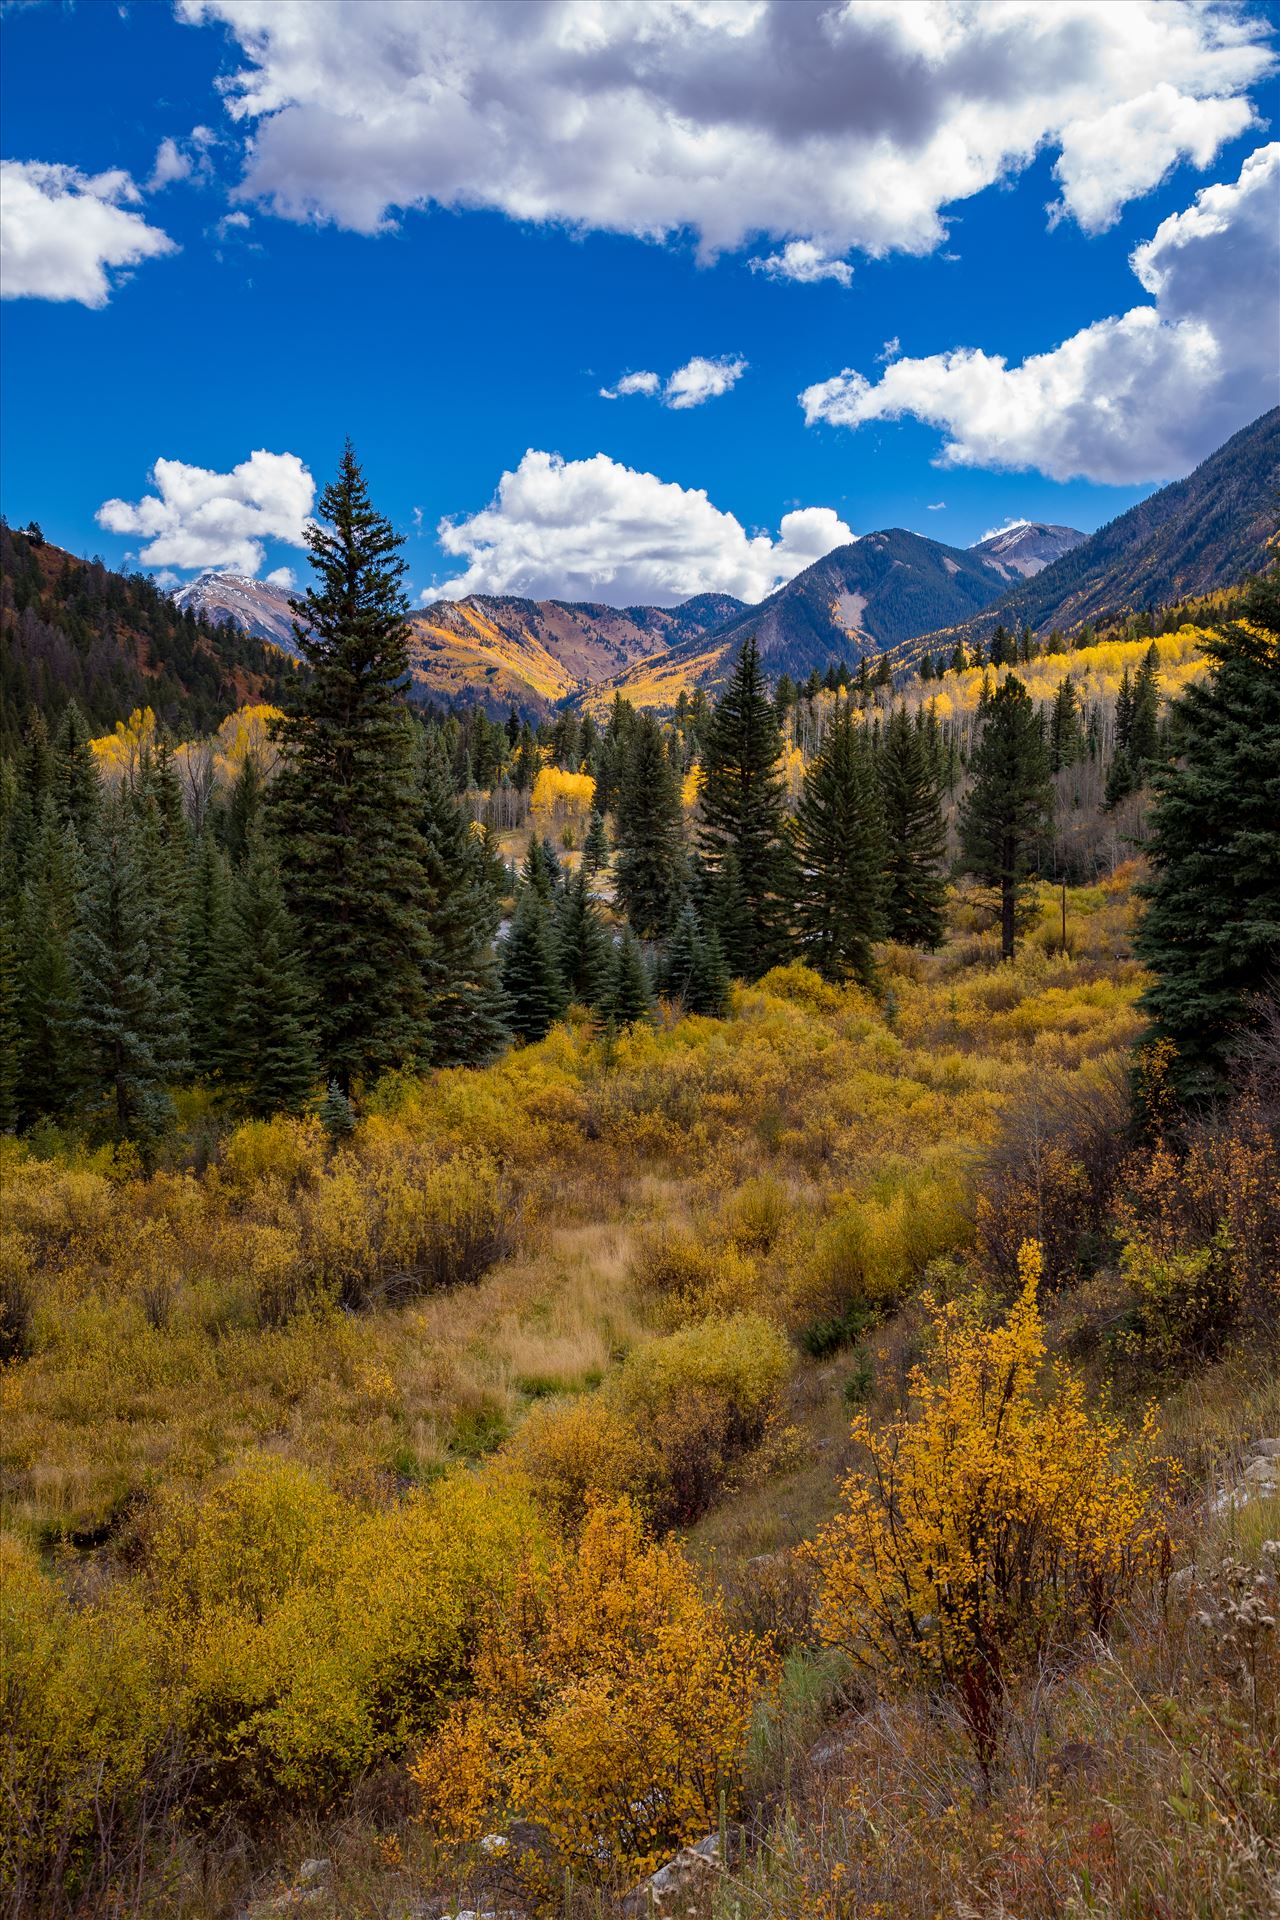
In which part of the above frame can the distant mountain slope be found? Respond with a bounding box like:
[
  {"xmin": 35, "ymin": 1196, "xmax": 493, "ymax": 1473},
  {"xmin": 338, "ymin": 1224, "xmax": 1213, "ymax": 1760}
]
[
  {"xmin": 177, "ymin": 569, "xmax": 746, "ymax": 717},
  {"xmin": 970, "ymin": 521, "xmax": 1086, "ymax": 580},
  {"xmin": 921, "ymin": 407, "xmax": 1280, "ymax": 654},
  {"xmin": 173, "ymin": 570, "xmax": 306, "ymax": 657},
  {"xmin": 0, "ymin": 525, "xmax": 300, "ymax": 754}
]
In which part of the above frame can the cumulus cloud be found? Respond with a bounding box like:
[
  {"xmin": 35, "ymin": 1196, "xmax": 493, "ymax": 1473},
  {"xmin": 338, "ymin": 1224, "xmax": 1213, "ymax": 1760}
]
[
  {"xmin": 97, "ymin": 450, "xmax": 315, "ymax": 574},
  {"xmin": 0, "ymin": 159, "xmax": 177, "ymax": 306},
  {"xmin": 980, "ymin": 518, "xmax": 1033, "ymax": 541},
  {"xmin": 147, "ymin": 138, "xmax": 192, "ymax": 191},
  {"xmin": 800, "ymin": 142, "xmax": 1280, "ymax": 485},
  {"xmin": 601, "ymin": 357, "xmax": 746, "ymax": 408},
  {"xmin": 432, "ymin": 450, "xmax": 853, "ymax": 605},
  {"xmin": 176, "ymin": 1, "xmax": 1273, "ymax": 261},
  {"xmin": 750, "ymin": 241, "xmax": 853, "ymax": 287},
  {"xmin": 600, "ymin": 370, "xmax": 661, "ymax": 400},
  {"xmin": 264, "ymin": 564, "xmax": 296, "ymax": 589}
]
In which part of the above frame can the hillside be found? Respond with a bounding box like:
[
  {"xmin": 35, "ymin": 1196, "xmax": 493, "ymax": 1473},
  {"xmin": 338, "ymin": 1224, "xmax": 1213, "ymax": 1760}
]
[
  {"xmin": 918, "ymin": 405, "xmax": 1280, "ymax": 655},
  {"xmin": 970, "ymin": 519, "xmax": 1086, "ymax": 579},
  {"xmin": 0, "ymin": 524, "xmax": 300, "ymax": 754}
]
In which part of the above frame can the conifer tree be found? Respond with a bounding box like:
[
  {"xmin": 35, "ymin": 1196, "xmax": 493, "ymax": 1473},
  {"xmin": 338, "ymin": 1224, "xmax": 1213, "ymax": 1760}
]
[
  {"xmin": 17, "ymin": 800, "xmax": 81, "ymax": 1121},
  {"xmin": 607, "ymin": 926, "xmax": 652, "ymax": 1028},
  {"xmin": 0, "ymin": 906, "xmax": 20, "ymax": 1132},
  {"xmin": 879, "ymin": 707, "xmax": 947, "ymax": 950},
  {"xmin": 791, "ymin": 707, "xmax": 886, "ymax": 984},
  {"xmin": 614, "ymin": 711, "xmax": 685, "ymax": 939},
  {"xmin": 136, "ymin": 747, "xmax": 191, "ymax": 1075},
  {"xmin": 417, "ymin": 733, "xmax": 507, "ymax": 1065},
  {"xmin": 220, "ymin": 829, "xmax": 319, "ymax": 1115},
  {"xmin": 555, "ymin": 868, "xmax": 613, "ymax": 1008},
  {"xmin": 72, "ymin": 796, "xmax": 183, "ymax": 1135},
  {"xmin": 224, "ymin": 753, "xmax": 263, "ymax": 866},
  {"xmin": 1049, "ymin": 676, "xmax": 1085, "ymax": 772},
  {"xmin": 1136, "ymin": 582, "xmax": 1280, "ymax": 1101},
  {"xmin": 186, "ymin": 830, "xmax": 235, "ymax": 1081},
  {"xmin": 697, "ymin": 637, "xmax": 788, "ymax": 976},
  {"xmin": 958, "ymin": 673, "xmax": 1053, "ymax": 961},
  {"xmin": 501, "ymin": 886, "xmax": 567, "ymax": 1042},
  {"xmin": 52, "ymin": 701, "xmax": 100, "ymax": 840},
  {"xmin": 268, "ymin": 444, "xmax": 434, "ymax": 1091},
  {"xmin": 522, "ymin": 835, "xmax": 561, "ymax": 902},
  {"xmin": 691, "ymin": 923, "xmax": 730, "ymax": 1018},
  {"xmin": 663, "ymin": 901, "xmax": 729, "ymax": 1016},
  {"xmin": 582, "ymin": 809, "xmax": 610, "ymax": 874}
]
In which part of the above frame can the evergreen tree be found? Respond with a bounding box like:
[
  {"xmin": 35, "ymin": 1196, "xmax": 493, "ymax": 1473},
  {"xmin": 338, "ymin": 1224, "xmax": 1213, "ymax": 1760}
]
[
  {"xmin": 555, "ymin": 868, "xmax": 612, "ymax": 1008},
  {"xmin": 51, "ymin": 700, "xmax": 100, "ymax": 840},
  {"xmin": 1049, "ymin": 676, "xmax": 1085, "ymax": 772},
  {"xmin": 879, "ymin": 707, "xmax": 947, "ymax": 950},
  {"xmin": 417, "ymin": 733, "xmax": 507, "ymax": 1066},
  {"xmin": 186, "ymin": 829, "xmax": 235, "ymax": 1081},
  {"xmin": 224, "ymin": 753, "xmax": 263, "ymax": 866},
  {"xmin": 0, "ymin": 905, "xmax": 20, "ymax": 1132},
  {"xmin": 791, "ymin": 708, "xmax": 886, "ymax": 984},
  {"xmin": 690, "ymin": 923, "xmax": 730, "ymax": 1017},
  {"xmin": 1135, "ymin": 586, "xmax": 1280, "ymax": 1101},
  {"xmin": 136, "ymin": 747, "xmax": 191, "ymax": 1076},
  {"xmin": 663, "ymin": 901, "xmax": 729, "ymax": 1016},
  {"xmin": 607, "ymin": 926, "xmax": 652, "ymax": 1028},
  {"xmin": 614, "ymin": 711, "xmax": 685, "ymax": 939},
  {"xmin": 582, "ymin": 809, "xmax": 610, "ymax": 874},
  {"xmin": 958, "ymin": 673, "xmax": 1053, "ymax": 961},
  {"xmin": 1128, "ymin": 643, "xmax": 1161, "ymax": 769},
  {"xmin": 220, "ymin": 829, "xmax": 319, "ymax": 1115},
  {"xmin": 319, "ymin": 1078, "xmax": 356, "ymax": 1140},
  {"xmin": 521, "ymin": 835, "xmax": 560, "ymax": 902},
  {"xmin": 16, "ymin": 800, "xmax": 81, "ymax": 1121},
  {"xmin": 697, "ymin": 637, "xmax": 788, "ymax": 976},
  {"xmin": 268, "ymin": 444, "xmax": 434, "ymax": 1091},
  {"xmin": 500, "ymin": 887, "xmax": 567, "ymax": 1042},
  {"xmin": 72, "ymin": 796, "xmax": 183, "ymax": 1136},
  {"xmin": 706, "ymin": 844, "xmax": 752, "ymax": 979}
]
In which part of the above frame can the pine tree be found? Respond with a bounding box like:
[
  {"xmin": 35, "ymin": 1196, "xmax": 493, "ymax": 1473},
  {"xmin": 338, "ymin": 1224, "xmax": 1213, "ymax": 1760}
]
[
  {"xmin": 319, "ymin": 1078, "xmax": 356, "ymax": 1139},
  {"xmin": 614, "ymin": 711, "xmax": 685, "ymax": 939},
  {"xmin": 268, "ymin": 444, "xmax": 434, "ymax": 1091},
  {"xmin": 582, "ymin": 809, "xmax": 610, "ymax": 874},
  {"xmin": 556, "ymin": 868, "xmax": 613, "ymax": 1008},
  {"xmin": 607, "ymin": 926, "xmax": 652, "ymax": 1028},
  {"xmin": 16, "ymin": 800, "xmax": 81, "ymax": 1121},
  {"xmin": 136, "ymin": 745, "xmax": 191, "ymax": 1077},
  {"xmin": 1049, "ymin": 676, "xmax": 1085, "ymax": 772},
  {"xmin": 52, "ymin": 700, "xmax": 100, "ymax": 840},
  {"xmin": 663, "ymin": 901, "xmax": 729, "ymax": 1016},
  {"xmin": 500, "ymin": 887, "xmax": 567, "ymax": 1042},
  {"xmin": 72, "ymin": 796, "xmax": 183, "ymax": 1136},
  {"xmin": 697, "ymin": 637, "xmax": 788, "ymax": 977},
  {"xmin": 417, "ymin": 733, "xmax": 507, "ymax": 1066},
  {"xmin": 224, "ymin": 753, "xmax": 263, "ymax": 866},
  {"xmin": 522, "ymin": 835, "xmax": 560, "ymax": 902},
  {"xmin": 186, "ymin": 829, "xmax": 235, "ymax": 1081},
  {"xmin": 958, "ymin": 673, "xmax": 1053, "ymax": 961},
  {"xmin": 1135, "ymin": 584, "xmax": 1280, "ymax": 1101},
  {"xmin": 879, "ymin": 707, "xmax": 947, "ymax": 950},
  {"xmin": 1128, "ymin": 643, "xmax": 1161, "ymax": 769},
  {"xmin": 0, "ymin": 904, "xmax": 21, "ymax": 1132},
  {"xmin": 791, "ymin": 708, "xmax": 886, "ymax": 984},
  {"xmin": 690, "ymin": 923, "xmax": 730, "ymax": 1017},
  {"xmin": 220, "ymin": 829, "xmax": 319, "ymax": 1115}
]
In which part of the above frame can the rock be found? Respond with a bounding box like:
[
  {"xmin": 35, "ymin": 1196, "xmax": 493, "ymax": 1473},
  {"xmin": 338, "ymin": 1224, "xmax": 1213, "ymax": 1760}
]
[
  {"xmin": 621, "ymin": 1835, "xmax": 721, "ymax": 1917},
  {"xmin": 297, "ymin": 1861, "xmax": 331, "ymax": 1887},
  {"xmin": 1252, "ymin": 1438, "xmax": 1280, "ymax": 1459},
  {"xmin": 1244, "ymin": 1456, "xmax": 1280, "ymax": 1486}
]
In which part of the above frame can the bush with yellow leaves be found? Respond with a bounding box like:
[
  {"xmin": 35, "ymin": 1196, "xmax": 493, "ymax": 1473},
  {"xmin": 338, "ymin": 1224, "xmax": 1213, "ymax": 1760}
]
[
  {"xmin": 811, "ymin": 1242, "xmax": 1168, "ymax": 1781},
  {"xmin": 411, "ymin": 1498, "xmax": 772, "ymax": 1903}
]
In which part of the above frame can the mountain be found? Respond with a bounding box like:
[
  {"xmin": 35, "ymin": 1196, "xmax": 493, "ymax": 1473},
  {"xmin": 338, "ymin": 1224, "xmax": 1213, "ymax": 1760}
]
[
  {"xmin": 969, "ymin": 521, "xmax": 1086, "ymax": 580},
  {"xmin": 173, "ymin": 570, "xmax": 306, "ymax": 657},
  {"xmin": 177, "ymin": 570, "xmax": 745, "ymax": 717},
  {"xmin": 919, "ymin": 407, "xmax": 1280, "ymax": 655},
  {"xmin": 0, "ymin": 524, "xmax": 300, "ymax": 755}
]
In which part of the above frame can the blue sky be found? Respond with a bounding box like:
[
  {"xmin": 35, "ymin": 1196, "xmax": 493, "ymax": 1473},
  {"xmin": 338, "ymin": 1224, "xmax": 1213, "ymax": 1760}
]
[{"xmin": 2, "ymin": 1, "xmax": 1277, "ymax": 608}]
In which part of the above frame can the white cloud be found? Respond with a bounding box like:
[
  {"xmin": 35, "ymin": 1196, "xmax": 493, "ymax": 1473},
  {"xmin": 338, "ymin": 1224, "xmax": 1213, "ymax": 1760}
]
[
  {"xmin": 750, "ymin": 241, "xmax": 853, "ymax": 287},
  {"xmin": 176, "ymin": 1, "xmax": 1273, "ymax": 261},
  {"xmin": 664, "ymin": 355, "xmax": 747, "ymax": 409},
  {"xmin": 147, "ymin": 138, "xmax": 192, "ymax": 191},
  {"xmin": 600, "ymin": 369, "xmax": 661, "ymax": 400},
  {"xmin": 264, "ymin": 565, "xmax": 296, "ymax": 589},
  {"xmin": 980, "ymin": 518, "xmax": 1033, "ymax": 542},
  {"xmin": 432, "ymin": 450, "xmax": 853, "ymax": 605},
  {"xmin": 800, "ymin": 142, "xmax": 1280, "ymax": 485},
  {"xmin": 97, "ymin": 449, "xmax": 315, "ymax": 574},
  {"xmin": 600, "ymin": 358, "xmax": 745, "ymax": 408},
  {"xmin": 926, "ymin": 501, "xmax": 947, "ymax": 511},
  {"xmin": 0, "ymin": 159, "xmax": 177, "ymax": 306}
]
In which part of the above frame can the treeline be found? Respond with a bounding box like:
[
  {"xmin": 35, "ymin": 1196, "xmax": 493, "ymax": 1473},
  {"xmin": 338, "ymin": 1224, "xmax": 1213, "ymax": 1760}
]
[{"xmin": 0, "ymin": 521, "xmax": 301, "ymax": 756}]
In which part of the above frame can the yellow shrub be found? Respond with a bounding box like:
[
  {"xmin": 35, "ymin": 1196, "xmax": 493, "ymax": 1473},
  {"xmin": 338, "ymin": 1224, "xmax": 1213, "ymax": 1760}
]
[
  {"xmin": 508, "ymin": 1395, "xmax": 658, "ymax": 1528},
  {"xmin": 630, "ymin": 1223, "xmax": 761, "ymax": 1323},
  {"xmin": 808, "ymin": 1168, "xmax": 970, "ymax": 1319},
  {"xmin": 811, "ymin": 1243, "xmax": 1167, "ymax": 1778},
  {"xmin": 412, "ymin": 1499, "xmax": 771, "ymax": 1895},
  {"xmin": 218, "ymin": 1114, "xmax": 326, "ymax": 1194}
]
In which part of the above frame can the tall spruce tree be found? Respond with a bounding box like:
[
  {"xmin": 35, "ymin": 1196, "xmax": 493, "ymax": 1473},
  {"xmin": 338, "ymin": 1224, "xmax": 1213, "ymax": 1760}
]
[
  {"xmin": 958, "ymin": 673, "xmax": 1053, "ymax": 961},
  {"xmin": 697, "ymin": 637, "xmax": 788, "ymax": 977},
  {"xmin": 500, "ymin": 886, "xmax": 567, "ymax": 1042},
  {"xmin": 1135, "ymin": 581, "xmax": 1280, "ymax": 1101},
  {"xmin": 1049, "ymin": 677, "xmax": 1085, "ymax": 772},
  {"xmin": 51, "ymin": 701, "xmax": 100, "ymax": 840},
  {"xmin": 219, "ymin": 829, "xmax": 319, "ymax": 1115},
  {"xmin": 555, "ymin": 868, "xmax": 613, "ymax": 1008},
  {"xmin": 791, "ymin": 707, "xmax": 886, "ymax": 984},
  {"xmin": 582, "ymin": 809, "xmax": 610, "ymax": 874},
  {"xmin": 186, "ymin": 829, "xmax": 235, "ymax": 1082},
  {"xmin": 879, "ymin": 707, "xmax": 947, "ymax": 949},
  {"xmin": 613, "ymin": 710, "xmax": 685, "ymax": 939},
  {"xmin": 417, "ymin": 732, "xmax": 507, "ymax": 1065},
  {"xmin": 72, "ymin": 795, "xmax": 184, "ymax": 1136},
  {"xmin": 607, "ymin": 926, "xmax": 653, "ymax": 1028},
  {"xmin": 268, "ymin": 444, "xmax": 434, "ymax": 1091},
  {"xmin": 16, "ymin": 800, "xmax": 81, "ymax": 1122}
]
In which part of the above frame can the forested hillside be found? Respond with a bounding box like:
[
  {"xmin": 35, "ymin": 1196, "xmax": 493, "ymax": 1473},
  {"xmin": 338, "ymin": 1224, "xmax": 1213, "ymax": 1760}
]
[
  {"xmin": 2, "ymin": 455, "xmax": 1278, "ymax": 1920},
  {"xmin": 0, "ymin": 524, "xmax": 301, "ymax": 756}
]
